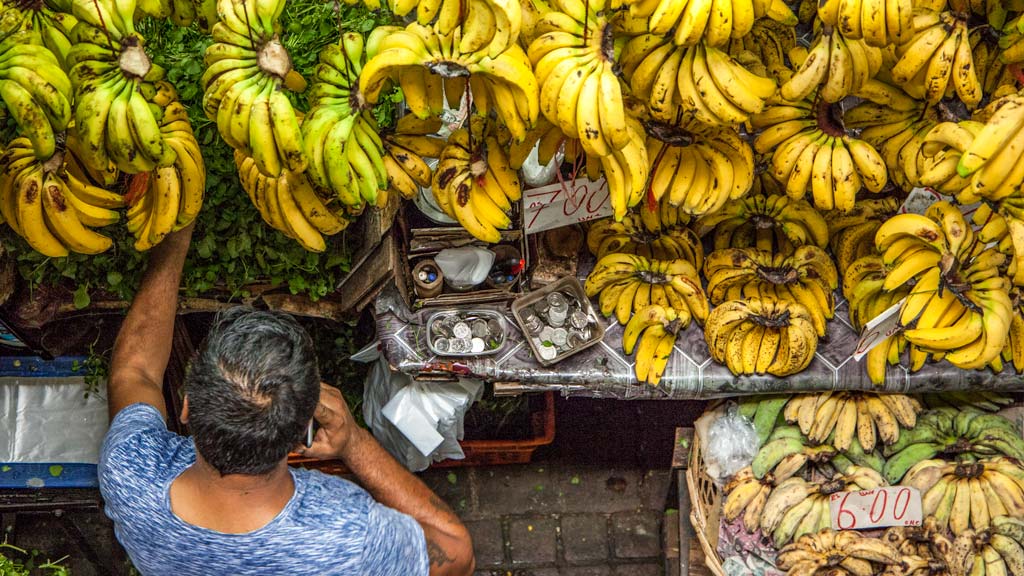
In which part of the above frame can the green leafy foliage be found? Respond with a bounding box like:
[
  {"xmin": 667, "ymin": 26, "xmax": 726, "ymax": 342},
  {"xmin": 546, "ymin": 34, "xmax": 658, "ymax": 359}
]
[
  {"xmin": 3, "ymin": 0, "xmax": 398, "ymax": 304},
  {"xmin": 0, "ymin": 542, "xmax": 71, "ymax": 576}
]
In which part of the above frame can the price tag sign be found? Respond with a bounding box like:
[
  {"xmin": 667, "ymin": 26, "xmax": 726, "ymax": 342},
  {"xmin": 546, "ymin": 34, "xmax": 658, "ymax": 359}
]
[
  {"xmin": 852, "ymin": 298, "xmax": 905, "ymax": 361},
  {"xmin": 830, "ymin": 487, "xmax": 923, "ymax": 530},
  {"xmin": 522, "ymin": 177, "xmax": 611, "ymax": 235}
]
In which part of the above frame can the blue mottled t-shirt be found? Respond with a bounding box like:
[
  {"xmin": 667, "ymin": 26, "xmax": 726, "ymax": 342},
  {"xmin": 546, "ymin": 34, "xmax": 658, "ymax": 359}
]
[{"xmin": 98, "ymin": 403, "xmax": 429, "ymax": 575}]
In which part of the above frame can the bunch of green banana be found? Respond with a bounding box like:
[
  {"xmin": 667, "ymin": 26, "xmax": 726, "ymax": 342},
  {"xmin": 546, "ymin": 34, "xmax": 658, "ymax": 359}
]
[
  {"xmin": 202, "ymin": 0, "xmax": 305, "ymax": 177},
  {"xmin": 13, "ymin": 1, "xmax": 78, "ymax": 69},
  {"xmin": 738, "ymin": 394, "xmax": 789, "ymax": 446},
  {"xmin": 827, "ymin": 197, "xmax": 902, "ymax": 274},
  {"xmin": 901, "ymin": 458, "xmax": 1024, "ymax": 536},
  {"xmin": 429, "ymin": 124, "xmax": 521, "ymax": 244},
  {"xmin": 380, "ymin": 115, "xmax": 445, "ymax": 202},
  {"xmin": 784, "ymin": 392, "xmax": 920, "ymax": 453},
  {"xmin": 1000, "ymin": 13, "xmax": 1024, "ymax": 65},
  {"xmin": 695, "ymin": 193, "xmax": 829, "ymax": 255},
  {"xmin": 300, "ymin": 32, "xmax": 389, "ymax": 209},
  {"xmin": 619, "ymin": 35, "xmax": 777, "ymax": 127},
  {"xmin": 921, "ymin": 391, "xmax": 1014, "ymax": 413},
  {"xmin": 66, "ymin": 0, "xmax": 175, "ymax": 179},
  {"xmin": 886, "ymin": 11, "xmax": 981, "ymax": 106},
  {"xmin": 816, "ymin": 0, "xmax": 913, "ymax": 46},
  {"xmin": 883, "ymin": 409, "xmax": 1024, "ymax": 484},
  {"xmin": 721, "ymin": 466, "xmax": 775, "ymax": 534},
  {"xmin": 704, "ymin": 245, "xmax": 837, "ymax": 336},
  {"xmin": 586, "ymin": 209, "xmax": 704, "ymax": 266},
  {"xmin": 751, "ymin": 424, "xmax": 838, "ymax": 481},
  {"xmin": 875, "ymin": 202, "xmax": 1014, "ymax": 370},
  {"xmin": 0, "ymin": 7, "xmax": 72, "ymax": 161},
  {"xmin": 584, "ymin": 252, "xmax": 709, "ymax": 326},
  {"xmin": 361, "ymin": 22, "xmax": 537, "ymax": 144},
  {"xmin": 235, "ymin": 151, "xmax": 349, "ymax": 253},
  {"xmin": 0, "ymin": 137, "xmax": 114, "ymax": 257},
  {"xmin": 643, "ymin": 120, "xmax": 754, "ymax": 216},
  {"xmin": 764, "ymin": 468, "xmax": 888, "ymax": 549},
  {"xmin": 622, "ymin": 304, "xmax": 684, "ymax": 386},
  {"xmin": 780, "ymin": 27, "xmax": 882, "ymax": 103},
  {"xmin": 133, "ymin": 0, "xmax": 197, "ymax": 26},
  {"xmin": 777, "ymin": 529, "xmax": 904, "ymax": 575},
  {"xmin": 124, "ymin": 86, "xmax": 206, "ymax": 251},
  {"xmin": 751, "ymin": 98, "xmax": 888, "ymax": 212},
  {"xmin": 703, "ymin": 297, "xmax": 819, "ymax": 377}
]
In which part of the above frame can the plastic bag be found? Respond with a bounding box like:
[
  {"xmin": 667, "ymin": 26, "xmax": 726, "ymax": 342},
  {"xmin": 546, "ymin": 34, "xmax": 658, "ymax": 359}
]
[
  {"xmin": 354, "ymin": 341, "xmax": 483, "ymax": 472},
  {"xmin": 695, "ymin": 402, "xmax": 758, "ymax": 485},
  {"xmin": 436, "ymin": 247, "xmax": 495, "ymax": 291}
]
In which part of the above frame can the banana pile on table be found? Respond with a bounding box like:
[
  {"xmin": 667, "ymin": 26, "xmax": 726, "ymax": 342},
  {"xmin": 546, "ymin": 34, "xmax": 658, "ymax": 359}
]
[{"xmin": 722, "ymin": 393, "xmax": 1024, "ymax": 576}]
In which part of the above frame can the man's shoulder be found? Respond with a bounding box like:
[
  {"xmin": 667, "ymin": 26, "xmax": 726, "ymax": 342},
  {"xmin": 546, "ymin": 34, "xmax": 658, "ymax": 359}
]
[{"xmin": 98, "ymin": 404, "xmax": 193, "ymax": 502}]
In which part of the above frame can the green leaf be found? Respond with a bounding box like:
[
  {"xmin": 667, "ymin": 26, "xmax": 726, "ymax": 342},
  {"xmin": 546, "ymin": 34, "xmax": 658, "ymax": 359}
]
[
  {"xmin": 73, "ymin": 285, "xmax": 90, "ymax": 310},
  {"xmin": 107, "ymin": 271, "xmax": 123, "ymax": 287}
]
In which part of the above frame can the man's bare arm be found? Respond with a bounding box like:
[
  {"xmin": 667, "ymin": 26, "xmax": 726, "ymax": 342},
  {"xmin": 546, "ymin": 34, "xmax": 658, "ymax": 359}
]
[
  {"xmin": 302, "ymin": 384, "xmax": 475, "ymax": 576},
  {"xmin": 107, "ymin": 225, "xmax": 193, "ymax": 420}
]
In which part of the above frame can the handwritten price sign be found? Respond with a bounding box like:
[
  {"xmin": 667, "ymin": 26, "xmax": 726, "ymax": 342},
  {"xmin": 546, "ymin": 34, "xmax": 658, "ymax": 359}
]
[
  {"xmin": 522, "ymin": 176, "xmax": 611, "ymax": 234},
  {"xmin": 852, "ymin": 298, "xmax": 904, "ymax": 361},
  {"xmin": 830, "ymin": 487, "xmax": 922, "ymax": 530}
]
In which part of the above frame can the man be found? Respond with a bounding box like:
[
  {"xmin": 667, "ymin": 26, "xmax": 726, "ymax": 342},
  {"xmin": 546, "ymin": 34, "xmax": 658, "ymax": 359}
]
[{"xmin": 98, "ymin": 224, "xmax": 474, "ymax": 575}]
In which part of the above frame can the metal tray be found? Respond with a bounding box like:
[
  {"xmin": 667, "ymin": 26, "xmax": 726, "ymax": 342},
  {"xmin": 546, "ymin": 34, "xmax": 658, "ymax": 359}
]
[
  {"xmin": 426, "ymin": 309, "xmax": 508, "ymax": 357},
  {"xmin": 510, "ymin": 276, "xmax": 605, "ymax": 366}
]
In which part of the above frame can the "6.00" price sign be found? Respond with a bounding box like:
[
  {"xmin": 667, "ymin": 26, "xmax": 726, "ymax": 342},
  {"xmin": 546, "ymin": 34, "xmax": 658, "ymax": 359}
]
[{"xmin": 829, "ymin": 487, "xmax": 923, "ymax": 531}]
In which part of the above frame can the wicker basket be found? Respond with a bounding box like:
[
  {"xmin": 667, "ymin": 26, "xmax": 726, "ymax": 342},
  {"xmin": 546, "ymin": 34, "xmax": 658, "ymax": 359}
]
[{"xmin": 686, "ymin": 424, "xmax": 728, "ymax": 576}]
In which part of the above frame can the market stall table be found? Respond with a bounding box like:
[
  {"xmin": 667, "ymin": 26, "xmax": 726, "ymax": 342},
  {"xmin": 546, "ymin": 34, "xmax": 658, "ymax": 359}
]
[{"xmin": 375, "ymin": 284, "xmax": 1024, "ymax": 399}]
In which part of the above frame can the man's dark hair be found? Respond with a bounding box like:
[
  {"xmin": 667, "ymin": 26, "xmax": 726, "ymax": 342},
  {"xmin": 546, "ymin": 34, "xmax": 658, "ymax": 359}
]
[{"xmin": 184, "ymin": 307, "xmax": 320, "ymax": 476}]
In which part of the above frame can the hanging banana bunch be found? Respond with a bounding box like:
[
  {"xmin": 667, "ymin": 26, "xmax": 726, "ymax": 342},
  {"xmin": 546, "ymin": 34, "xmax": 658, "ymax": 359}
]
[
  {"xmin": 202, "ymin": 0, "xmax": 305, "ymax": 177},
  {"xmin": 125, "ymin": 84, "xmax": 206, "ymax": 250},
  {"xmin": 66, "ymin": 0, "xmax": 174, "ymax": 182},
  {"xmin": 884, "ymin": 11, "xmax": 981, "ymax": 107},
  {"xmin": 9, "ymin": 0, "xmax": 79, "ymax": 69},
  {"xmin": 0, "ymin": 3, "xmax": 72, "ymax": 161},
  {"xmin": 695, "ymin": 194, "xmax": 830, "ymax": 254},
  {"xmin": 302, "ymin": 32, "xmax": 388, "ymax": 210},
  {"xmin": 381, "ymin": 115, "xmax": 445, "ymax": 201}
]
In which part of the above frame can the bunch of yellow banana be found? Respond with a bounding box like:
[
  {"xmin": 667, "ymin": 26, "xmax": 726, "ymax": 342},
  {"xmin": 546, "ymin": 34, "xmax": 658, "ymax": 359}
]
[
  {"xmin": 584, "ymin": 253, "xmax": 709, "ymax": 325},
  {"xmin": 914, "ymin": 121, "xmax": 984, "ymax": 202},
  {"xmin": 887, "ymin": 11, "xmax": 981, "ymax": 106},
  {"xmin": 525, "ymin": 0, "xmax": 635, "ymax": 159},
  {"xmin": 777, "ymin": 528, "xmax": 902, "ymax": 575},
  {"xmin": 751, "ymin": 424, "xmax": 838, "ymax": 481},
  {"xmin": 202, "ymin": 0, "xmax": 305, "ymax": 177},
  {"xmin": 300, "ymin": 33, "xmax": 389, "ymax": 209},
  {"xmin": 971, "ymin": 26, "xmax": 1019, "ymax": 101},
  {"xmin": 371, "ymin": 0, "xmax": 520, "ymax": 55},
  {"xmin": 750, "ymin": 99, "xmax": 888, "ymax": 211},
  {"xmin": 721, "ymin": 466, "xmax": 775, "ymax": 534},
  {"xmin": 703, "ymin": 297, "xmax": 819, "ymax": 376},
  {"xmin": 765, "ymin": 468, "xmax": 889, "ymax": 549},
  {"xmin": 882, "ymin": 408, "xmax": 1024, "ymax": 484},
  {"xmin": 429, "ymin": 126, "xmax": 521, "ymax": 243},
  {"xmin": 725, "ymin": 17, "xmax": 798, "ymax": 84},
  {"xmin": 784, "ymin": 392, "xmax": 920, "ymax": 452},
  {"xmin": 842, "ymin": 254, "xmax": 911, "ymax": 383},
  {"xmin": 506, "ymin": 116, "xmax": 566, "ymax": 170},
  {"xmin": 0, "ymin": 8, "xmax": 72, "ymax": 161},
  {"xmin": 780, "ymin": 28, "xmax": 882, "ymax": 103},
  {"xmin": 125, "ymin": 88, "xmax": 206, "ymax": 251},
  {"xmin": 234, "ymin": 151, "xmax": 349, "ymax": 252},
  {"xmin": 0, "ymin": 137, "xmax": 115, "ymax": 257},
  {"xmin": 695, "ymin": 193, "xmax": 829, "ymax": 255},
  {"xmin": 622, "ymin": 304, "xmax": 684, "ymax": 386},
  {"xmin": 643, "ymin": 120, "xmax": 754, "ymax": 215},
  {"xmin": 964, "ymin": 517, "xmax": 1024, "ymax": 576},
  {"xmin": 828, "ymin": 197, "xmax": 902, "ymax": 274},
  {"xmin": 816, "ymin": 0, "xmax": 913, "ymax": 46},
  {"xmin": 704, "ymin": 246, "xmax": 838, "ymax": 335},
  {"xmin": 619, "ymin": 36, "xmax": 777, "ymax": 127},
  {"xmin": 901, "ymin": 458, "xmax": 1024, "ymax": 536},
  {"xmin": 11, "ymin": 1, "xmax": 78, "ymax": 70},
  {"xmin": 361, "ymin": 23, "xmax": 537, "ymax": 144},
  {"xmin": 880, "ymin": 518, "xmax": 964, "ymax": 575},
  {"xmin": 619, "ymin": 0, "xmax": 765, "ymax": 47},
  {"xmin": 922, "ymin": 96, "xmax": 1024, "ymax": 205},
  {"xmin": 381, "ymin": 115, "xmax": 445, "ymax": 201},
  {"xmin": 586, "ymin": 210, "xmax": 704, "ymax": 265},
  {"xmin": 66, "ymin": 0, "xmax": 176, "ymax": 180},
  {"xmin": 875, "ymin": 202, "xmax": 1014, "ymax": 370},
  {"xmin": 1002, "ymin": 288, "xmax": 1024, "ymax": 372}
]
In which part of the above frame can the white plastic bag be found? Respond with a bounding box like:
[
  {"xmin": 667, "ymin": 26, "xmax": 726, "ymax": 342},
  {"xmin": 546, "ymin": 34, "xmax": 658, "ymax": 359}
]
[
  {"xmin": 695, "ymin": 402, "xmax": 758, "ymax": 485},
  {"xmin": 354, "ymin": 341, "xmax": 483, "ymax": 472}
]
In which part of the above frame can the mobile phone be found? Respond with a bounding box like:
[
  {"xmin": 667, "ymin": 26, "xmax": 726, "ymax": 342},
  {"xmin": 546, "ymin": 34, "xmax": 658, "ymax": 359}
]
[{"xmin": 305, "ymin": 421, "xmax": 319, "ymax": 448}]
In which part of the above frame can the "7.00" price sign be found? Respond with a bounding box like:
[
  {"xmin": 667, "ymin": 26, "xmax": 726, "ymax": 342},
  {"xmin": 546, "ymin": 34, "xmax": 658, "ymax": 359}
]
[{"xmin": 829, "ymin": 487, "xmax": 922, "ymax": 530}]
